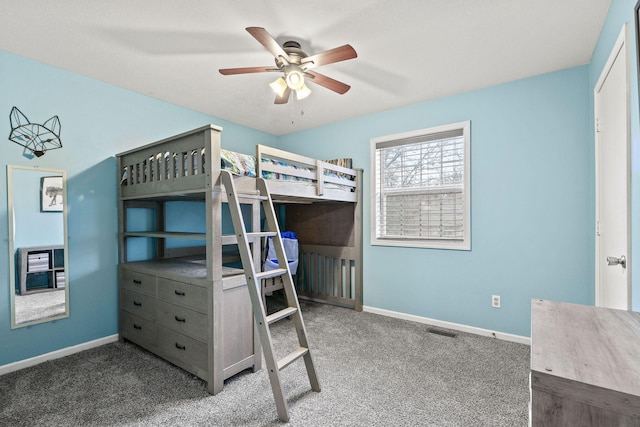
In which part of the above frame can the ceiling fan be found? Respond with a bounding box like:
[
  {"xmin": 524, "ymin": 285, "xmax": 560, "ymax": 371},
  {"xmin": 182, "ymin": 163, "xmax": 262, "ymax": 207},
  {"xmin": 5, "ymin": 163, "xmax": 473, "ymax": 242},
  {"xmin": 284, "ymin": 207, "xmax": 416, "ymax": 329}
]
[{"xmin": 219, "ymin": 27, "xmax": 357, "ymax": 104}]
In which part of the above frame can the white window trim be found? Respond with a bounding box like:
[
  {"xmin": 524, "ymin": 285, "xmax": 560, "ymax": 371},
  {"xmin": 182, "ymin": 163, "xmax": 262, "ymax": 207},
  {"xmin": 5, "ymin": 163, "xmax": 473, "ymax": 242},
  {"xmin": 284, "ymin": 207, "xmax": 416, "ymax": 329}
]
[{"xmin": 370, "ymin": 121, "xmax": 471, "ymax": 250}]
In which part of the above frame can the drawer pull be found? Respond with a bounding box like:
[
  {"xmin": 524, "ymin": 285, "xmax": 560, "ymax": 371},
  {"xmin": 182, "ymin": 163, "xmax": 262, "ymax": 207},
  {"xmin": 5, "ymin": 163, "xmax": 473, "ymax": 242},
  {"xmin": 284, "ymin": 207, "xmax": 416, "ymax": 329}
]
[
  {"xmin": 133, "ymin": 279, "xmax": 142, "ymax": 285},
  {"xmin": 133, "ymin": 301, "xmax": 142, "ymax": 307},
  {"xmin": 175, "ymin": 343, "xmax": 186, "ymax": 350},
  {"xmin": 174, "ymin": 290, "xmax": 185, "ymax": 296},
  {"xmin": 133, "ymin": 324, "xmax": 142, "ymax": 330},
  {"xmin": 174, "ymin": 315, "xmax": 186, "ymax": 323}
]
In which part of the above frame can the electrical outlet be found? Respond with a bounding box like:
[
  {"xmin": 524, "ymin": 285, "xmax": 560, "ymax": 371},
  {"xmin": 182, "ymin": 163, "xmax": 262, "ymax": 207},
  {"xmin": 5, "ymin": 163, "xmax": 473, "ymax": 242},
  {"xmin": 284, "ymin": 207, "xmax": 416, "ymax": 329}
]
[{"xmin": 492, "ymin": 295, "xmax": 501, "ymax": 308}]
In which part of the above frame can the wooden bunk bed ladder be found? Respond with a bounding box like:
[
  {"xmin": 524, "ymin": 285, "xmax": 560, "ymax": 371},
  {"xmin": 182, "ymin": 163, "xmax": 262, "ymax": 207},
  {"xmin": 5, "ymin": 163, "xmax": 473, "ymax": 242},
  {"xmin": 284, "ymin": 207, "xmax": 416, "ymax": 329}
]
[{"xmin": 221, "ymin": 171, "xmax": 321, "ymax": 422}]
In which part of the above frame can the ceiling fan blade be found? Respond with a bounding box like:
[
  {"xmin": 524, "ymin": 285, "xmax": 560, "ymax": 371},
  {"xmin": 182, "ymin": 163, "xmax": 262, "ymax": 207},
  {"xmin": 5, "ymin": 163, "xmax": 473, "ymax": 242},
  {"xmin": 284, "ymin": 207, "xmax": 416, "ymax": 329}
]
[
  {"xmin": 306, "ymin": 71, "xmax": 351, "ymax": 94},
  {"xmin": 246, "ymin": 27, "xmax": 291, "ymax": 62},
  {"xmin": 275, "ymin": 87, "xmax": 291, "ymax": 104},
  {"xmin": 219, "ymin": 66, "xmax": 279, "ymax": 75},
  {"xmin": 302, "ymin": 44, "xmax": 357, "ymax": 70}
]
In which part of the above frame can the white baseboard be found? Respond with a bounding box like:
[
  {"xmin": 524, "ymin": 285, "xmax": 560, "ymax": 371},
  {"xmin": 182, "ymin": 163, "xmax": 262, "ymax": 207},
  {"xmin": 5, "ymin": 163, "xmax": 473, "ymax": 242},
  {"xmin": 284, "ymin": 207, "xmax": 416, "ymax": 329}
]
[
  {"xmin": 363, "ymin": 306, "xmax": 531, "ymax": 345},
  {"xmin": 0, "ymin": 334, "xmax": 120, "ymax": 376}
]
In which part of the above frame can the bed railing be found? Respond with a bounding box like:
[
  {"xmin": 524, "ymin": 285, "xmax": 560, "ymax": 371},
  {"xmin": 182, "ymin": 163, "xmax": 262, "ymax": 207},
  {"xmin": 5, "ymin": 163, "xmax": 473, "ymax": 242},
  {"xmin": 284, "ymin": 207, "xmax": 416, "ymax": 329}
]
[
  {"xmin": 296, "ymin": 244, "xmax": 362, "ymax": 311},
  {"xmin": 118, "ymin": 125, "xmax": 220, "ymax": 199},
  {"xmin": 257, "ymin": 145, "xmax": 357, "ymax": 197},
  {"xmin": 117, "ymin": 126, "xmax": 358, "ymax": 202}
]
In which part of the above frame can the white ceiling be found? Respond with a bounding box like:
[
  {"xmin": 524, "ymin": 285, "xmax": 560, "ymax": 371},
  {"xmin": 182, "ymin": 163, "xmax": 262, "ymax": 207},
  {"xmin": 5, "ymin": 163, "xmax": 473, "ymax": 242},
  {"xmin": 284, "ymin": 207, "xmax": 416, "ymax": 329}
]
[{"xmin": 0, "ymin": 0, "xmax": 611, "ymax": 136}]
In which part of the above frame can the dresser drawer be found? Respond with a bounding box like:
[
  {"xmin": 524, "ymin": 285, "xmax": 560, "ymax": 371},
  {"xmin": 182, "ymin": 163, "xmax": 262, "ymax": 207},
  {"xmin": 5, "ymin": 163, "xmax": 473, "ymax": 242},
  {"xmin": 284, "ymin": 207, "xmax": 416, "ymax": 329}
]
[
  {"xmin": 157, "ymin": 278, "xmax": 207, "ymax": 313},
  {"xmin": 156, "ymin": 325, "xmax": 207, "ymax": 378},
  {"xmin": 121, "ymin": 289, "xmax": 156, "ymax": 320},
  {"xmin": 156, "ymin": 300, "xmax": 207, "ymax": 342},
  {"xmin": 120, "ymin": 269, "xmax": 156, "ymax": 296},
  {"xmin": 120, "ymin": 311, "xmax": 156, "ymax": 348}
]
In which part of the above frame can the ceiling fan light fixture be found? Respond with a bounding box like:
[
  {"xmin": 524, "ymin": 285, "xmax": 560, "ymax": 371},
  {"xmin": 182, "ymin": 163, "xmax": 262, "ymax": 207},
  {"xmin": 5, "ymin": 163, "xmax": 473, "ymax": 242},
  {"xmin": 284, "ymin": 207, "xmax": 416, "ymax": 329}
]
[
  {"xmin": 295, "ymin": 83, "xmax": 311, "ymax": 100},
  {"xmin": 269, "ymin": 77, "xmax": 288, "ymax": 97},
  {"xmin": 285, "ymin": 68, "xmax": 305, "ymax": 91}
]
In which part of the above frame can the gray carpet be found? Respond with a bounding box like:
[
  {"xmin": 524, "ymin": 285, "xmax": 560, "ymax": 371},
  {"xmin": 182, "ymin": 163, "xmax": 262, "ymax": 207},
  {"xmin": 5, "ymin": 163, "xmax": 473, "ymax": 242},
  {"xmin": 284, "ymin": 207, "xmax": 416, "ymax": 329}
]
[
  {"xmin": 14, "ymin": 289, "xmax": 66, "ymax": 325},
  {"xmin": 0, "ymin": 299, "xmax": 530, "ymax": 426}
]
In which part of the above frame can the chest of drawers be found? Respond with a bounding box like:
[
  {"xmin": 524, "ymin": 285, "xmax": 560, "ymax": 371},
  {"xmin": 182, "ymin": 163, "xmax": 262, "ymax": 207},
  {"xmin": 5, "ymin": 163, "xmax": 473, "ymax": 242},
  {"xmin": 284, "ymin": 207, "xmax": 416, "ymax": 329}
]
[{"xmin": 119, "ymin": 260, "xmax": 259, "ymax": 394}]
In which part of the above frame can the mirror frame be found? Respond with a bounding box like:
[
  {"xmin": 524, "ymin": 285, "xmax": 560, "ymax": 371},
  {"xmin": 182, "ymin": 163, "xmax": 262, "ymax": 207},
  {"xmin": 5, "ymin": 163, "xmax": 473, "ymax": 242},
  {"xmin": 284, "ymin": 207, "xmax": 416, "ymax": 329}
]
[{"xmin": 7, "ymin": 165, "xmax": 70, "ymax": 328}]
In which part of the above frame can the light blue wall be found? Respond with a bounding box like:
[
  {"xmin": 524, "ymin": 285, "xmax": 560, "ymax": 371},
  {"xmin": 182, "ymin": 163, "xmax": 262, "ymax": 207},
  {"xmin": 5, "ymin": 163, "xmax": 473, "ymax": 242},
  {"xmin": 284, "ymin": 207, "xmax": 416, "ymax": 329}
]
[
  {"xmin": 591, "ymin": 0, "xmax": 640, "ymax": 311},
  {"xmin": 0, "ymin": 50, "xmax": 276, "ymax": 365},
  {"xmin": 279, "ymin": 66, "xmax": 593, "ymax": 337}
]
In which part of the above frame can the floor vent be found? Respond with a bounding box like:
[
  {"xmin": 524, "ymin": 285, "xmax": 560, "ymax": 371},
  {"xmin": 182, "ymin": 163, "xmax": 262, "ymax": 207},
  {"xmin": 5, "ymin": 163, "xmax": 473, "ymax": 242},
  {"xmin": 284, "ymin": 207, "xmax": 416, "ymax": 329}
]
[{"xmin": 427, "ymin": 328, "xmax": 457, "ymax": 338}]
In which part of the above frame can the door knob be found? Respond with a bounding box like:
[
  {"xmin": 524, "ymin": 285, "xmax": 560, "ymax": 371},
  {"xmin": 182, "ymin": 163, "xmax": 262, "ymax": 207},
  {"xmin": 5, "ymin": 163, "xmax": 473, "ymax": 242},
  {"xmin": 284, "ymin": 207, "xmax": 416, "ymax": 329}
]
[{"xmin": 607, "ymin": 255, "xmax": 626, "ymax": 268}]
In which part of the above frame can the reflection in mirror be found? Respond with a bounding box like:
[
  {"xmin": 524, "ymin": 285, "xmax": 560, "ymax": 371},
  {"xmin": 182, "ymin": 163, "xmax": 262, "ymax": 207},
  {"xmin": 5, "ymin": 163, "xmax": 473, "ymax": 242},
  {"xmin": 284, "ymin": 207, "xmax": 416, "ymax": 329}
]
[{"xmin": 7, "ymin": 165, "xmax": 69, "ymax": 328}]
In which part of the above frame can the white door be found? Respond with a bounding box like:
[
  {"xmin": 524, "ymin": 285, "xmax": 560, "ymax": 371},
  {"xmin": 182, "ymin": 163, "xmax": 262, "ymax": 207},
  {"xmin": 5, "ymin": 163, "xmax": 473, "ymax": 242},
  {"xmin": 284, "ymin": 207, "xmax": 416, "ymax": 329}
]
[{"xmin": 595, "ymin": 25, "xmax": 630, "ymax": 310}]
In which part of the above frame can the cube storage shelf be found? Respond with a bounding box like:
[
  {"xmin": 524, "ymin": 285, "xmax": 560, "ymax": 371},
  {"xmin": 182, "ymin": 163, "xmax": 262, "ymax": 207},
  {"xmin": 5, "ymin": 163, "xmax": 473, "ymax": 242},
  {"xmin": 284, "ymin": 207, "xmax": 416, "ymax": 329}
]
[{"xmin": 17, "ymin": 245, "xmax": 65, "ymax": 295}]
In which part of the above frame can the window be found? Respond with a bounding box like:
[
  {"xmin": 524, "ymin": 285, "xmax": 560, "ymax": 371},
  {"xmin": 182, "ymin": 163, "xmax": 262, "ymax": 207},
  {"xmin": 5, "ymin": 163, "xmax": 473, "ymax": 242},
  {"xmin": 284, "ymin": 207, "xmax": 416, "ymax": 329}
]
[{"xmin": 371, "ymin": 121, "xmax": 470, "ymax": 250}]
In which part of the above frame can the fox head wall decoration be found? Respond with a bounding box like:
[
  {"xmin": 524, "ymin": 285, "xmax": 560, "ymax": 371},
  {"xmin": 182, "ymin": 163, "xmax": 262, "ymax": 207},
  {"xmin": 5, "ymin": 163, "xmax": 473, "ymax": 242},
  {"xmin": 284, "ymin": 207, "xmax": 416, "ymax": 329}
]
[{"xmin": 9, "ymin": 107, "xmax": 62, "ymax": 157}]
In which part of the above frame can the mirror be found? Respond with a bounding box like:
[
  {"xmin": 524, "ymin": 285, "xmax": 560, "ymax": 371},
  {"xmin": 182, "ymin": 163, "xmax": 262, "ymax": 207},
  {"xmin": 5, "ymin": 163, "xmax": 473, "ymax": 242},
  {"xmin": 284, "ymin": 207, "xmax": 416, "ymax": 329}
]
[{"xmin": 7, "ymin": 165, "xmax": 69, "ymax": 328}]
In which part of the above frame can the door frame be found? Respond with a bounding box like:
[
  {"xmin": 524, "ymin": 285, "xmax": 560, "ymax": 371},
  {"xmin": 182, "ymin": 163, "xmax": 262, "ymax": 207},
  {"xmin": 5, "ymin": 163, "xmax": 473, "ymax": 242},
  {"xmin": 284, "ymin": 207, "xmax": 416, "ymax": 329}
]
[{"xmin": 594, "ymin": 24, "xmax": 632, "ymax": 309}]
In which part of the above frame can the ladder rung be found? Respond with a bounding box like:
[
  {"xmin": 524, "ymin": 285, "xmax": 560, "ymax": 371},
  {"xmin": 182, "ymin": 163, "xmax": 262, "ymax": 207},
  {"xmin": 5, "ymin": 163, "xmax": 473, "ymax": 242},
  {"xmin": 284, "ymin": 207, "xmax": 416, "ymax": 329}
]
[
  {"xmin": 266, "ymin": 307, "xmax": 298, "ymax": 325},
  {"xmin": 246, "ymin": 231, "xmax": 278, "ymax": 239},
  {"xmin": 277, "ymin": 347, "xmax": 309, "ymax": 371},
  {"xmin": 256, "ymin": 268, "xmax": 287, "ymax": 281}
]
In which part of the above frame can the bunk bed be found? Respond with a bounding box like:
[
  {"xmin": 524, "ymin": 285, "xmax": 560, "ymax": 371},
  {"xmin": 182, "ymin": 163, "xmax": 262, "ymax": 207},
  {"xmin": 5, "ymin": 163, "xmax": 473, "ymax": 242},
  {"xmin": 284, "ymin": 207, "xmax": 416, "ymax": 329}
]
[{"xmin": 116, "ymin": 124, "xmax": 362, "ymax": 395}]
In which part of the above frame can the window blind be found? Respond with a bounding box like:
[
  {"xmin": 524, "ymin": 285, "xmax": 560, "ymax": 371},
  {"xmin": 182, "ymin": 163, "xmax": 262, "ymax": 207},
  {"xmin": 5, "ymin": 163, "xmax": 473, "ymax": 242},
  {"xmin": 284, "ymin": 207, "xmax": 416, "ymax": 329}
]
[{"xmin": 375, "ymin": 134, "xmax": 465, "ymax": 241}]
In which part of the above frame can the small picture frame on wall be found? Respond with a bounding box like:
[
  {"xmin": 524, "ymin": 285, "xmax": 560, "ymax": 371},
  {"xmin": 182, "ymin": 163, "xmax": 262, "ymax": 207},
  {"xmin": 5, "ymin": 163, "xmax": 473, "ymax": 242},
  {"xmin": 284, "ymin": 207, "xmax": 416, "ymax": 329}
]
[{"xmin": 41, "ymin": 176, "xmax": 64, "ymax": 212}]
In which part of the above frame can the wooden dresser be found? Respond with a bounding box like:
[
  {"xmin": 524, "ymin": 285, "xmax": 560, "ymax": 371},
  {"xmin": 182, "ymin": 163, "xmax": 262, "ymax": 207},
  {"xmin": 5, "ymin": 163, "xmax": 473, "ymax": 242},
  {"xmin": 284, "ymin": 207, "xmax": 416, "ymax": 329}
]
[
  {"xmin": 119, "ymin": 258, "xmax": 257, "ymax": 394},
  {"xmin": 530, "ymin": 299, "xmax": 640, "ymax": 426}
]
